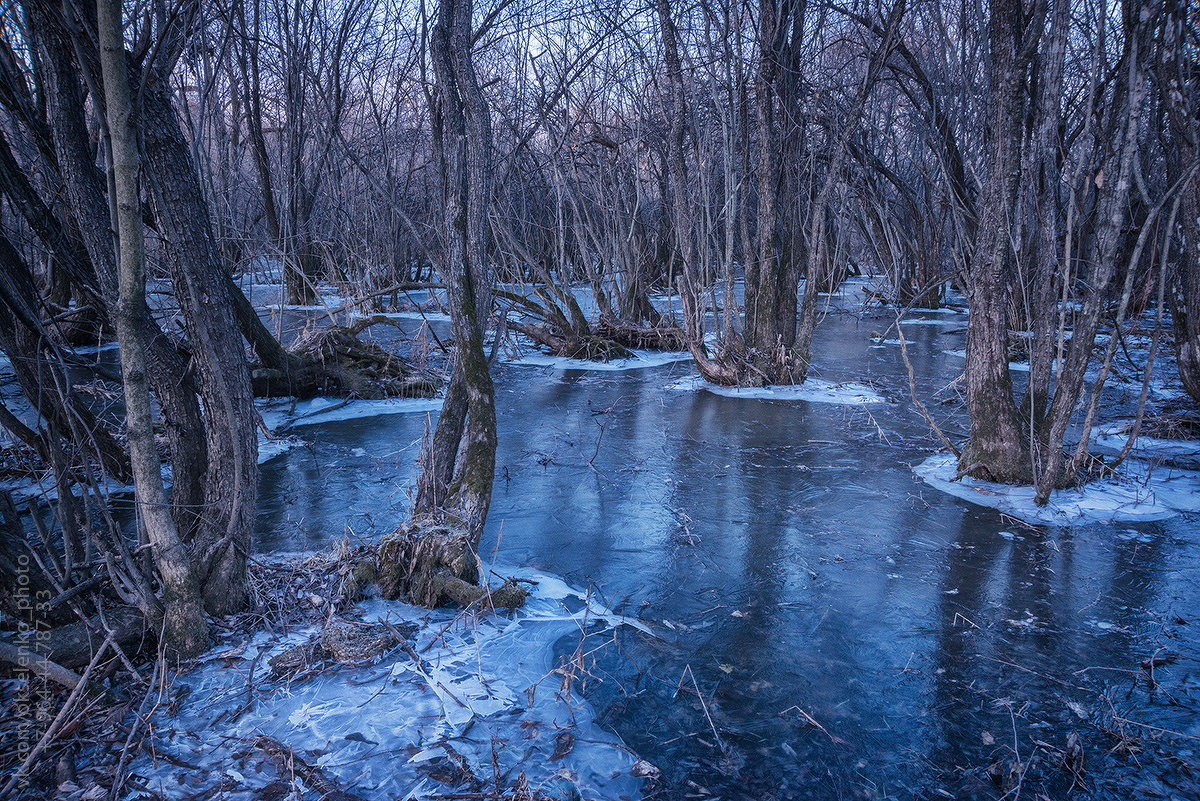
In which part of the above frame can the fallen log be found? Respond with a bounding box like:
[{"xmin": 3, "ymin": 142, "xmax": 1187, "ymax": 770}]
[
  {"xmin": 28, "ymin": 606, "xmax": 149, "ymax": 669},
  {"xmin": 0, "ymin": 640, "xmax": 82, "ymax": 689}
]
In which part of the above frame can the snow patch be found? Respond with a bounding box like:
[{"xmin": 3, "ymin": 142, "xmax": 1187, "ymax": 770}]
[
  {"xmin": 667, "ymin": 374, "xmax": 887, "ymax": 405},
  {"xmin": 914, "ymin": 452, "xmax": 1200, "ymax": 525}
]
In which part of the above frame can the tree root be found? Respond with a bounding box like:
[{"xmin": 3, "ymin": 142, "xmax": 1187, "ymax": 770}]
[
  {"xmin": 251, "ymin": 320, "xmax": 440, "ymax": 399},
  {"xmin": 594, "ymin": 318, "xmax": 688, "ymax": 352},
  {"xmin": 376, "ymin": 519, "xmax": 526, "ymax": 609},
  {"xmin": 689, "ymin": 337, "xmax": 807, "ymax": 388},
  {"xmin": 509, "ymin": 320, "xmax": 635, "ymax": 362}
]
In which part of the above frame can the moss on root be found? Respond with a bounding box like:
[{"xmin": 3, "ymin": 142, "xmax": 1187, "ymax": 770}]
[{"xmin": 376, "ymin": 520, "xmax": 525, "ymax": 610}]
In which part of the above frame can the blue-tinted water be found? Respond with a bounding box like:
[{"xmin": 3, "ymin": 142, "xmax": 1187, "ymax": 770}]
[{"xmin": 253, "ymin": 303, "xmax": 1200, "ymax": 800}]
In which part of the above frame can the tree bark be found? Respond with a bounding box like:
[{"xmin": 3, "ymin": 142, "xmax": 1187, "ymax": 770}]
[
  {"xmin": 32, "ymin": 15, "xmax": 209, "ymax": 536},
  {"xmin": 138, "ymin": 75, "xmax": 259, "ymax": 615},
  {"xmin": 95, "ymin": 0, "xmax": 208, "ymax": 659},
  {"xmin": 959, "ymin": 0, "xmax": 1039, "ymax": 483},
  {"xmin": 430, "ymin": 0, "xmax": 497, "ymax": 538}
]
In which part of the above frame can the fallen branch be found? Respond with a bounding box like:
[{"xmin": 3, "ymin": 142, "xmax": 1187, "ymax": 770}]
[
  {"xmin": 254, "ymin": 735, "xmax": 369, "ymax": 801},
  {"xmin": 0, "ymin": 640, "xmax": 82, "ymax": 689}
]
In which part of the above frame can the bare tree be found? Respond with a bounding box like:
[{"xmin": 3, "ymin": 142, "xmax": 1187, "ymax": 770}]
[{"xmin": 96, "ymin": 0, "xmax": 209, "ymax": 657}]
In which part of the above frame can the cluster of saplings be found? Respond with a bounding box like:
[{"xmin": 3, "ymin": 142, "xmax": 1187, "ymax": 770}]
[{"xmin": 0, "ymin": 0, "xmax": 1196, "ymax": 779}]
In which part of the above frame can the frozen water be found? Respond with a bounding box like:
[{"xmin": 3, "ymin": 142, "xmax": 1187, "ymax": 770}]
[
  {"xmin": 504, "ymin": 349, "xmax": 692, "ymax": 372},
  {"xmin": 257, "ymin": 435, "xmax": 305, "ymax": 464},
  {"xmin": 1091, "ymin": 421, "xmax": 1200, "ymax": 464},
  {"xmin": 914, "ymin": 451, "xmax": 1200, "ymax": 525},
  {"xmin": 128, "ymin": 566, "xmax": 647, "ymax": 800},
  {"xmin": 667, "ymin": 374, "xmax": 888, "ymax": 405},
  {"xmin": 942, "ymin": 349, "xmax": 1031, "ymax": 371},
  {"xmin": 258, "ymin": 396, "xmax": 445, "ymax": 431}
]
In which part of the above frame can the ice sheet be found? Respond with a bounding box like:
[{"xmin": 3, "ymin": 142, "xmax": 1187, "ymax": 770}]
[
  {"xmin": 258, "ymin": 396, "xmax": 445, "ymax": 431},
  {"xmin": 942, "ymin": 350, "xmax": 1031, "ymax": 371},
  {"xmin": 127, "ymin": 565, "xmax": 649, "ymax": 800},
  {"xmin": 1091, "ymin": 422, "xmax": 1200, "ymax": 463},
  {"xmin": 667, "ymin": 374, "xmax": 887, "ymax": 405},
  {"xmin": 914, "ymin": 451, "xmax": 1200, "ymax": 525},
  {"xmin": 504, "ymin": 349, "xmax": 692, "ymax": 372}
]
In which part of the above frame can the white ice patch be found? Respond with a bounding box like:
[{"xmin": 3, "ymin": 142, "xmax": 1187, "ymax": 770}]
[
  {"xmin": 348, "ymin": 308, "xmax": 452, "ymax": 323},
  {"xmin": 503, "ymin": 349, "xmax": 692, "ymax": 372},
  {"xmin": 257, "ymin": 435, "xmax": 305, "ymax": 464},
  {"xmin": 1091, "ymin": 422, "xmax": 1200, "ymax": 464},
  {"xmin": 898, "ymin": 317, "xmax": 965, "ymax": 326},
  {"xmin": 258, "ymin": 396, "xmax": 444, "ymax": 431},
  {"xmin": 667, "ymin": 374, "xmax": 887, "ymax": 405},
  {"xmin": 942, "ymin": 350, "xmax": 1030, "ymax": 371},
  {"xmin": 914, "ymin": 451, "xmax": 1200, "ymax": 525},
  {"xmin": 127, "ymin": 566, "xmax": 647, "ymax": 801}
]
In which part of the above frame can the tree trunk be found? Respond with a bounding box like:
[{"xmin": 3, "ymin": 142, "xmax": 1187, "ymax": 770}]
[
  {"xmin": 138, "ymin": 76, "xmax": 259, "ymax": 615},
  {"xmin": 392, "ymin": 0, "xmax": 498, "ymax": 608},
  {"xmin": 96, "ymin": 0, "xmax": 208, "ymax": 659},
  {"xmin": 1164, "ymin": 4, "xmax": 1200, "ymax": 407},
  {"xmin": 32, "ymin": 16, "xmax": 209, "ymax": 537},
  {"xmin": 959, "ymin": 0, "xmax": 1036, "ymax": 483}
]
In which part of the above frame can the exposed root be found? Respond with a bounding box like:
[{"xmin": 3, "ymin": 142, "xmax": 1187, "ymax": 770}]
[
  {"xmin": 252, "ymin": 319, "xmax": 440, "ymax": 399},
  {"xmin": 594, "ymin": 318, "xmax": 688, "ymax": 352},
  {"xmin": 501, "ymin": 286, "xmax": 685, "ymax": 363},
  {"xmin": 689, "ymin": 338, "xmax": 808, "ymax": 388},
  {"xmin": 377, "ymin": 519, "xmax": 527, "ymax": 610},
  {"xmin": 508, "ymin": 319, "xmax": 635, "ymax": 362}
]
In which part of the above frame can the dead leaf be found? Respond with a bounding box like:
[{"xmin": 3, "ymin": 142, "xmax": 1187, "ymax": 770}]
[{"xmin": 548, "ymin": 730, "xmax": 574, "ymax": 761}]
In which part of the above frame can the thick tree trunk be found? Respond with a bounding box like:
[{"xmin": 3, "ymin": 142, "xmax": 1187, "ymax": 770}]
[
  {"xmin": 96, "ymin": 0, "xmax": 208, "ymax": 659},
  {"xmin": 33, "ymin": 18, "xmax": 208, "ymax": 536},
  {"xmin": 139, "ymin": 77, "xmax": 259, "ymax": 615},
  {"xmin": 393, "ymin": 0, "xmax": 497, "ymax": 608},
  {"xmin": 1164, "ymin": 4, "xmax": 1200, "ymax": 408},
  {"xmin": 1174, "ymin": 170, "xmax": 1200, "ymax": 407},
  {"xmin": 1021, "ymin": 0, "xmax": 1069, "ymax": 440},
  {"xmin": 747, "ymin": 0, "xmax": 788, "ymax": 356},
  {"xmin": 959, "ymin": 0, "xmax": 1036, "ymax": 484},
  {"xmin": 1033, "ymin": 1, "xmax": 1155, "ymax": 502}
]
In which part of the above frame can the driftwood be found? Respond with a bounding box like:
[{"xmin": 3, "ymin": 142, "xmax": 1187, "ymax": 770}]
[
  {"xmin": 0, "ymin": 640, "xmax": 82, "ymax": 689},
  {"xmin": 26, "ymin": 606, "xmax": 149, "ymax": 669}
]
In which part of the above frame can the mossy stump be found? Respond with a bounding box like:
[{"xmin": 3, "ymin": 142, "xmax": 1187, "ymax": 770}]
[{"xmin": 377, "ymin": 520, "xmax": 526, "ymax": 609}]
